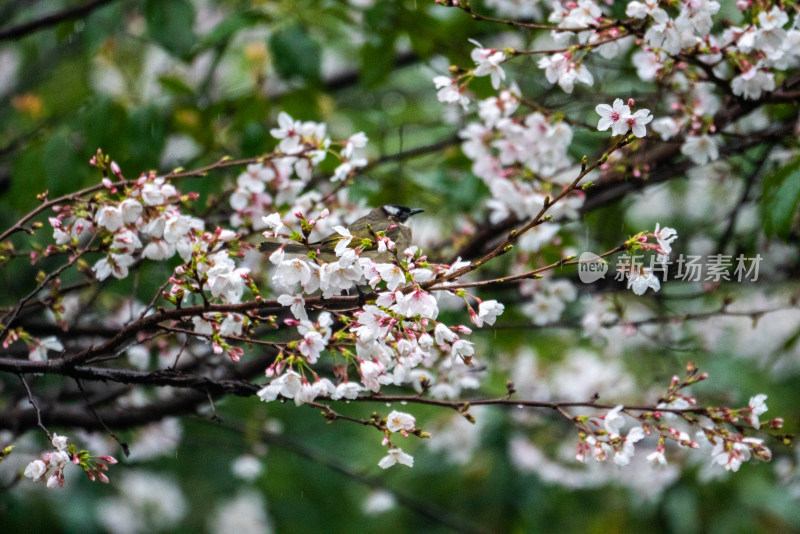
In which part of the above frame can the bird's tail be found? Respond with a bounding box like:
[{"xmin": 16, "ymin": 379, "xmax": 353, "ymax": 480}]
[
  {"xmin": 258, "ymin": 240, "xmax": 311, "ymax": 255},
  {"xmin": 257, "ymin": 240, "xmax": 340, "ymax": 261}
]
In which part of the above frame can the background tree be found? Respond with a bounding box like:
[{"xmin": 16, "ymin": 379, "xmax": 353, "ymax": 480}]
[{"xmin": 0, "ymin": 1, "xmax": 799, "ymax": 532}]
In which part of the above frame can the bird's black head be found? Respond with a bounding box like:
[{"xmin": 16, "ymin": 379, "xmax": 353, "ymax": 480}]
[{"xmin": 381, "ymin": 205, "xmax": 424, "ymax": 223}]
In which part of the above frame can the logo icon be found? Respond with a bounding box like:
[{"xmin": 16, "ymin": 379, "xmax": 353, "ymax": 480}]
[{"xmin": 578, "ymin": 252, "xmax": 608, "ymax": 283}]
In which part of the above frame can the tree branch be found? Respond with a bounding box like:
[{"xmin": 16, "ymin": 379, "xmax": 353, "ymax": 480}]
[{"xmin": 0, "ymin": 0, "xmax": 121, "ymax": 42}]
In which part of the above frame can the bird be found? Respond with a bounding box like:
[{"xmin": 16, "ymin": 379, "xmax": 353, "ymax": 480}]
[{"xmin": 258, "ymin": 205, "xmax": 424, "ymax": 262}]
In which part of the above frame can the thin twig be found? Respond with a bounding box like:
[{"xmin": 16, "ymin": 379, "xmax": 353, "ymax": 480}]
[
  {"xmin": 17, "ymin": 373, "xmax": 50, "ymax": 439},
  {"xmin": 73, "ymin": 378, "xmax": 130, "ymax": 457},
  {"xmin": 424, "ymin": 136, "xmax": 632, "ymax": 290}
]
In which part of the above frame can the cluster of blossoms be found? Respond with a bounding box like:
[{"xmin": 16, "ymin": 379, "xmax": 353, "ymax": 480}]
[
  {"xmin": 257, "ymin": 232, "xmax": 492, "ymax": 394},
  {"xmin": 378, "ymin": 410, "xmax": 421, "ymax": 470},
  {"xmin": 620, "ymin": 223, "xmax": 679, "ymax": 295},
  {"xmin": 595, "ymin": 98, "xmax": 653, "ymax": 139},
  {"xmin": 457, "ymin": 85, "xmax": 581, "ymax": 228},
  {"xmin": 520, "ymin": 278, "xmax": 577, "ymax": 325},
  {"xmin": 255, "ymin": 206, "xmax": 508, "ymax": 466},
  {"xmin": 629, "ymin": 2, "xmax": 800, "ymax": 100},
  {"xmin": 38, "ymin": 116, "xmax": 374, "ymax": 365},
  {"xmin": 434, "ymin": 40, "xmax": 509, "ymax": 108},
  {"xmin": 539, "ymin": 0, "xmax": 796, "ymax": 105},
  {"xmin": 52, "ymin": 114, "xmax": 370, "ymax": 302},
  {"xmin": 32, "ymin": 111, "xmax": 495, "ymax": 471},
  {"xmin": 434, "ymin": 0, "xmax": 800, "ymax": 220},
  {"xmin": 229, "ymin": 113, "xmax": 368, "ymax": 230},
  {"xmin": 48, "ymin": 152, "xmax": 205, "ymax": 282},
  {"xmin": 646, "ymin": 77, "xmax": 723, "ymax": 166},
  {"xmin": 578, "ymin": 405, "xmax": 647, "ymax": 466},
  {"xmin": 704, "ymin": 392, "xmax": 775, "ymax": 472},
  {"xmin": 572, "ymin": 368, "xmax": 777, "ymax": 472},
  {"xmin": 24, "ymin": 433, "xmax": 117, "ymax": 488},
  {"xmin": 538, "ymin": 51, "xmax": 595, "ymax": 94}
]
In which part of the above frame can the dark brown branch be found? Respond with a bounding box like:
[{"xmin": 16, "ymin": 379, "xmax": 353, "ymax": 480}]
[
  {"xmin": 0, "ymin": 353, "xmax": 267, "ymax": 393},
  {"xmin": 0, "ymin": 389, "xmax": 210, "ymax": 431},
  {"xmin": 0, "ymin": 352, "xmax": 274, "ymax": 432},
  {"xmin": 355, "ymin": 394, "xmax": 708, "ymax": 416},
  {"xmin": 0, "ymin": 0, "xmax": 120, "ymax": 42}
]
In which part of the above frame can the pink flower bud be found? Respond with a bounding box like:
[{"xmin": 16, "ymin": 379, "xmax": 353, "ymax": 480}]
[
  {"xmin": 768, "ymin": 418, "xmax": 784, "ymax": 429},
  {"xmin": 228, "ymin": 346, "xmax": 244, "ymax": 362}
]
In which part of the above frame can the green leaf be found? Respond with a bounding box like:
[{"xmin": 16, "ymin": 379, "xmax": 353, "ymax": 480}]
[
  {"xmin": 269, "ymin": 24, "xmax": 321, "ymax": 84},
  {"xmin": 144, "ymin": 0, "xmax": 196, "ymax": 60},
  {"xmin": 761, "ymin": 158, "xmax": 800, "ymax": 239}
]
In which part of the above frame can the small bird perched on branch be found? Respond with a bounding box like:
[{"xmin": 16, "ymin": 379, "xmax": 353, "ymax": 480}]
[{"xmin": 258, "ymin": 205, "xmax": 424, "ymax": 262}]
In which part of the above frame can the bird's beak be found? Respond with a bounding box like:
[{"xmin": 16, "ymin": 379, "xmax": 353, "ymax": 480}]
[{"xmin": 409, "ymin": 208, "xmax": 424, "ymax": 217}]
